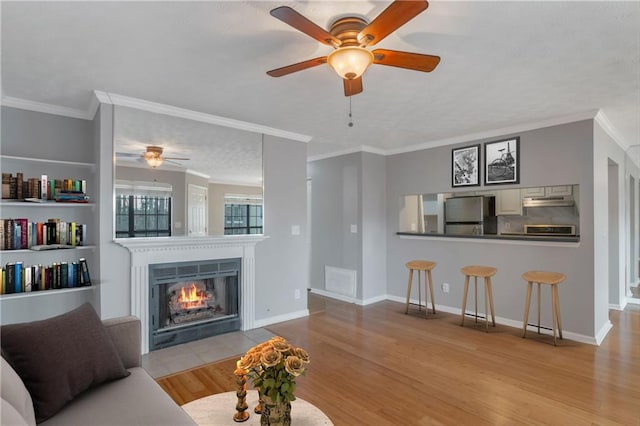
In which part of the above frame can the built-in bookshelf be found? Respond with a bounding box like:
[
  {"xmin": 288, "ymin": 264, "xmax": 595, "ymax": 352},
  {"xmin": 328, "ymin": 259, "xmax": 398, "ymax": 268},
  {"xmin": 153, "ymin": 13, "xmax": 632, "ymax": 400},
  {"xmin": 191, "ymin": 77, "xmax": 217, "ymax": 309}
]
[{"xmin": 0, "ymin": 154, "xmax": 98, "ymax": 321}]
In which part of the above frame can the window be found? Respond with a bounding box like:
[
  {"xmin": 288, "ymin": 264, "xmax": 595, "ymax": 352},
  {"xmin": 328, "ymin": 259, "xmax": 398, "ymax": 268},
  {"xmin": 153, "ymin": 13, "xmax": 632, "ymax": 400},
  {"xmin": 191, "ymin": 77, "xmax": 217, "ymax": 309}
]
[
  {"xmin": 115, "ymin": 180, "xmax": 173, "ymax": 238},
  {"xmin": 224, "ymin": 195, "xmax": 263, "ymax": 235}
]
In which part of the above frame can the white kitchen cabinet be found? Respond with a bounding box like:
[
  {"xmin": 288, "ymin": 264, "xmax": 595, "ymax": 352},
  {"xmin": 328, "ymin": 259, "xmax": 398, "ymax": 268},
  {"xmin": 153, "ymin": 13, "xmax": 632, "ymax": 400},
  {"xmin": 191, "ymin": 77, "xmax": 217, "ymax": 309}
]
[
  {"xmin": 545, "ymin": 185, "xmax": 573, "ymax": 196},
  {"xmin": 521, "ymin": 187, "xmax": 545, "ymax": 197},
  {"xmin": 496, "ymin": 188, "xmax": 522, "ymax": 215}
]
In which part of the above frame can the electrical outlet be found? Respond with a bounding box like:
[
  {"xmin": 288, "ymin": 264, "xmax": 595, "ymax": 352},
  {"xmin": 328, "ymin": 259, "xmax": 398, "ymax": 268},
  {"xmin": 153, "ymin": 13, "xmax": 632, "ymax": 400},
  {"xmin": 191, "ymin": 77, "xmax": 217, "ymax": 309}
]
[
  {"xmin": 294, "ymin": 289, "xmax": 301, "ymax": 299},
  {"xmin": 442, "ymin": 283, "xmax": 450, "ymax": 293}
]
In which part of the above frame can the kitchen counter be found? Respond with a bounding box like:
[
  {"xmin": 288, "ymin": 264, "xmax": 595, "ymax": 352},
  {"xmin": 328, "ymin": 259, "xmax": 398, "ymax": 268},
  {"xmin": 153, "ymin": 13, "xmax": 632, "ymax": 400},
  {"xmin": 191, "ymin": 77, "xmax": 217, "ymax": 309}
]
[{"xmin": 396, "ymin": 232, "xmax": 580, "ymax": 244}]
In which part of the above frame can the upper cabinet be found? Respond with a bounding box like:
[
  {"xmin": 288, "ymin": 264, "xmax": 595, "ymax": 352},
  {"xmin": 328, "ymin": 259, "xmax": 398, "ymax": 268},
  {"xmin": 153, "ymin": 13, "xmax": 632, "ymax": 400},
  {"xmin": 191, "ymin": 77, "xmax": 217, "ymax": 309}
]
[
  {"xmin": 545, "ymin": 185, "xmax": 573, "ymax": 197},
  {"xmin": 495, "ymin": 188, "xmax": 522, "ymax": 215},
  {"xmin": 522, "ymin": 185, "xmax": 573, "ymax": 198}
]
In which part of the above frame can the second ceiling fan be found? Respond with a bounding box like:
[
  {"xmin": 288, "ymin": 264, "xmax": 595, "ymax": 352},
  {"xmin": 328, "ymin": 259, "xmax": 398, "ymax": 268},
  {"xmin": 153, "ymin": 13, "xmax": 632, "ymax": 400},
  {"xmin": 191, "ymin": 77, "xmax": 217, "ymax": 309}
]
[{"xmin": 267, "ymin": 0, "xmax": 440, "ymax": 96}]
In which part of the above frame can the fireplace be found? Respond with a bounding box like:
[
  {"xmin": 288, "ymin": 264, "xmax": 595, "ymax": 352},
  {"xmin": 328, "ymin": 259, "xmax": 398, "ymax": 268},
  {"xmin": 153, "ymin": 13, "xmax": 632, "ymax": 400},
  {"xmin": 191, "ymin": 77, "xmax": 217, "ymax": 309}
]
[{"xmin": 149, "ymin": 258, "xmax": 241, "ymax": 351}]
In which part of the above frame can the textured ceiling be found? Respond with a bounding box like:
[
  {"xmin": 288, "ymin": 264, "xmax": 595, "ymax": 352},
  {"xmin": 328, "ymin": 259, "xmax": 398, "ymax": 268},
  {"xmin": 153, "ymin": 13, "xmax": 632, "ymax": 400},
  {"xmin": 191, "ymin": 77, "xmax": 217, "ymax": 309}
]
[{"xmin": 2, "ymin": 1, "xmax": 639, "ymax": 178}]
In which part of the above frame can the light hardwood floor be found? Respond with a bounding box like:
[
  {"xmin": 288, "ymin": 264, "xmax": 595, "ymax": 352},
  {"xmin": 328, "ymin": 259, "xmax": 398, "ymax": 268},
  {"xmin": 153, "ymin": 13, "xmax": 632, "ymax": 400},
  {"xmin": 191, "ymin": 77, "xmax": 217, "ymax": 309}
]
[{"xmin": 157, "ymin": 294, "xmax": 640, "ymax": 425}]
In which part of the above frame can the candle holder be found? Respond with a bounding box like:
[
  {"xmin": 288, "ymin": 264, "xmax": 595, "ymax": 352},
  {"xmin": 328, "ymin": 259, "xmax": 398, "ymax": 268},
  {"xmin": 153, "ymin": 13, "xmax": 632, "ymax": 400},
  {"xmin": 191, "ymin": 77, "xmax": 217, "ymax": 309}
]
[
  {"xmin": 254, "ymin": 390, "xmax": 262, "ymax": 414},
  {"xmin": 233, "ymin": 367, "xmax": 249, "ymax": 423}
]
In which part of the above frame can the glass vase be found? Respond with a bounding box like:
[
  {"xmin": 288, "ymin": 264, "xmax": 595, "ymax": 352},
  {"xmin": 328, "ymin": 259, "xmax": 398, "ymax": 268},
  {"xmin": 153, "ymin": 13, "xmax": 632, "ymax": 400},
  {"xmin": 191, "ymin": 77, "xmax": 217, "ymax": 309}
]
[{"xmin": 259, "ymin": 395, "xmax": 291, "ymax": 426}]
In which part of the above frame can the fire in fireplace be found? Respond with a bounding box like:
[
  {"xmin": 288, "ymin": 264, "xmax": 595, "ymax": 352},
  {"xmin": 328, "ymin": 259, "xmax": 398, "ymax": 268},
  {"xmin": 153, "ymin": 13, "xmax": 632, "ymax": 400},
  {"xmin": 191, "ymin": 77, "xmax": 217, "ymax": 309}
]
[{"xmin": 149, "ymin": 258, "xmax": 241, "ymax": 351}]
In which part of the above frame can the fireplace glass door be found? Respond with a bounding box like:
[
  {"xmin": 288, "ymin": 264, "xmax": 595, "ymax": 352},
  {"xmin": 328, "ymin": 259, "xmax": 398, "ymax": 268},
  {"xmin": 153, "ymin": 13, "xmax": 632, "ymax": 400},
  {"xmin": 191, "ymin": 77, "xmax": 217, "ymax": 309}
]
[{"xmin": 149, "ymin": 258, "xmax": 240, "ymax": 350}]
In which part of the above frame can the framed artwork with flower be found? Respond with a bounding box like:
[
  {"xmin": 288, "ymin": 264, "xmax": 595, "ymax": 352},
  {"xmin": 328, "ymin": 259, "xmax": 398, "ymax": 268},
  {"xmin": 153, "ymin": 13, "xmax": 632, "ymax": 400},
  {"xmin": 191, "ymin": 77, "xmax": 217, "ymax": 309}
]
[{"xmin": 452, "ymin": 144, "xmax": 480, "ymax": 187}]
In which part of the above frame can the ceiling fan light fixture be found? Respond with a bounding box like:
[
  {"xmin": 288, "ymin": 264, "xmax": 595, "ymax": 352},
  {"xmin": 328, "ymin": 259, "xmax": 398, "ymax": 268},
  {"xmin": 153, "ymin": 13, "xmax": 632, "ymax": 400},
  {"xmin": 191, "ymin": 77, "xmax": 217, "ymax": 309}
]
[
  {"xmin": 327, "ymin": 46, "xmax": 374, "ymax": 80},
  {"xmin": 144, "ymin": 154, "xmax": 164, "ymax": 168}
]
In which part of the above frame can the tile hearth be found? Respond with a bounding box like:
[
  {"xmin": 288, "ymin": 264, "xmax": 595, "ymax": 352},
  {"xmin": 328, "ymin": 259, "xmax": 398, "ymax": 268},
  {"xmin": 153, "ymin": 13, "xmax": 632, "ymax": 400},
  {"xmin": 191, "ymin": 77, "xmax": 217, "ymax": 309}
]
[{"xmin": 142, "ymin": 328, "xmax": 275, "ymax": 379}]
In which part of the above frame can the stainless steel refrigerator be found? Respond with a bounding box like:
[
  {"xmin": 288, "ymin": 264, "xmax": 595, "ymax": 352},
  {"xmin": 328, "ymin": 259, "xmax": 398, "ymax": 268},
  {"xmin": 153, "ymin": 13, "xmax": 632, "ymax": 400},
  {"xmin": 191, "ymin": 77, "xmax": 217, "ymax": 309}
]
[{"xmin": 444, "ymin": 196, "xmax": 497, "ymax": 235}]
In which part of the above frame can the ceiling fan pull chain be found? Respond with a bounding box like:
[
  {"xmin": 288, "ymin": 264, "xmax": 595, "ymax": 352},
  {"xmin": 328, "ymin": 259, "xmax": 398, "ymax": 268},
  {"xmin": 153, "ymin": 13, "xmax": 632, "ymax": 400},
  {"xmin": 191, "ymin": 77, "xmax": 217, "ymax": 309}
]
[{"xmin": 348, "ymin": 95, "xmax": 354, "ymax": 127}]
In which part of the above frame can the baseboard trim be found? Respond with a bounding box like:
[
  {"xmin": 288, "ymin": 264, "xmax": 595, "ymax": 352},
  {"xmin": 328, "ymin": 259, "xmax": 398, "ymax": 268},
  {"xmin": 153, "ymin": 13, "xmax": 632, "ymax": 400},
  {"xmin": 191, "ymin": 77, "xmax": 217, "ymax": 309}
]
[
  {"xmin": 626, "ymin": 297, "xmax": 640, "ymax": 305},
  {"xmin": 252, "ymin": 309, "xmax": 309, "ymax": 329},
  {"xmin": 608, "ymin": 303, "xmax": 625, "ymax": 311},
  {"xmin": 594, "ymin": 320, "xmax": 613, "ymax": 345}
]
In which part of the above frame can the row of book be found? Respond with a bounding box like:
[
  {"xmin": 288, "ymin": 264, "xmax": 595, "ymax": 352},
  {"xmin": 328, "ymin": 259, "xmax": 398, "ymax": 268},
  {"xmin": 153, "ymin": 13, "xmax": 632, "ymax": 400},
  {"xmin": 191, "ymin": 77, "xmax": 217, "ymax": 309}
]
[
  {"xmin": 1, "ymin": 258, "xmax": 91, "ymax": 294},
  {"xmin": 2, "ymin": 173, "xmax": 88, "ymax": 202},
  {"xmin": 0, "ymin": 219, "xmax": 87, "ymax": 250}
]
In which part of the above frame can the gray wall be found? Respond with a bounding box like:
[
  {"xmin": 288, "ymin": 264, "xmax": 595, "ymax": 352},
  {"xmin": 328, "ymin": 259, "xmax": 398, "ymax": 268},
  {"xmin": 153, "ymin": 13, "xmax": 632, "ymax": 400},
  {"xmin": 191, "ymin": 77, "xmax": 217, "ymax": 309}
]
[
  {"xmin": 254, "ymin": 135, "xmax": 308, "ymax": 320},
  {"xmin": 386, "ymin": 121, "xmax": 598, "ymax": 337},
  {"xmin": 1, "ymin": 106, "xmax": 94, "ymax": 163},
  {"xmin": 308, "ymin": 153, "xmax": 362, "ymax": 296},
  {"xmin": 307, "ymin": 151, "xmax": 388, "ymax": 303},
  {"xmin": 361, "ymin": 152, "xmax": 387, "ymax": 301}
]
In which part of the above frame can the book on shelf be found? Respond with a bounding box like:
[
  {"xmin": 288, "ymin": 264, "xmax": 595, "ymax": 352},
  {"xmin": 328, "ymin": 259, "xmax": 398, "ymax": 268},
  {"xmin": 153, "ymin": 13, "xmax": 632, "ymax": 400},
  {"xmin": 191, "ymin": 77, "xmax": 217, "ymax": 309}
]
[
  {"xmin": 0, "ymin": 218, "xmax": 87, "ymax": 250},
  {"xmin": 1, "ymin": 172, "xmax": 88, "ymax": 201},
  {"xmin": 1, "ymin": 259, "xmax": 91, "ymax": 295}
]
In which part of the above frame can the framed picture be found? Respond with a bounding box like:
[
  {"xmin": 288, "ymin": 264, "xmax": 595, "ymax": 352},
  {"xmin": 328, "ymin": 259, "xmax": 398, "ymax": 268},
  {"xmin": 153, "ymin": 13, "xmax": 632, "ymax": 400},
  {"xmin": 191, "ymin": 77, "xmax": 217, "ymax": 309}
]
[
  {"xmin": 484, "ymin": 137, "xmax": 520, "ymax": 185},
  {"xmin": 452, "ymin": 144, "xmax": 480, "ymax": 187}
]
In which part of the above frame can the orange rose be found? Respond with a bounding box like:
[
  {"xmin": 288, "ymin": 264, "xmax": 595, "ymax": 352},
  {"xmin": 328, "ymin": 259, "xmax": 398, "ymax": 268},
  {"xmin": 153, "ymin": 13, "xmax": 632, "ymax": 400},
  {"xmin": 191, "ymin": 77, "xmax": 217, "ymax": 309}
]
[
  {"xmin": 295, "ymin": 347, "xmax": 310, "ymax": 364},
  {"xmin": 284, "ymin": 356, "xmax": 305, "ymax": 377},
  {"xmin": 272, "ymin": 340, "xmax": 293, "ymax": 354},
  {"xmin": 260, "ymin": 347, "xmax": 282, "ymax": 368}
]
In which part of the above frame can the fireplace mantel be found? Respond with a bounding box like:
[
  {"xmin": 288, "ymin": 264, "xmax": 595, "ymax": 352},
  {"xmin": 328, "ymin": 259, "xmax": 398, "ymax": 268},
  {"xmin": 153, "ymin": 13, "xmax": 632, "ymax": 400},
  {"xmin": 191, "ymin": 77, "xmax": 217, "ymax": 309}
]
[{"xmin": 116, "ymin": 235, "xmax": 266, "ymax": 353}]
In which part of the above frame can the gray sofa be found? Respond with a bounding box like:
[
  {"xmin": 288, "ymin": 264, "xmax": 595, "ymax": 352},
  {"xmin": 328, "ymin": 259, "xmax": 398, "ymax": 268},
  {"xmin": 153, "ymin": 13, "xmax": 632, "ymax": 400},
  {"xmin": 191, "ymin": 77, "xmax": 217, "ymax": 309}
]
[{"xmin": 1, "ymin": 315, "xmax": 196, "ymax": 426}]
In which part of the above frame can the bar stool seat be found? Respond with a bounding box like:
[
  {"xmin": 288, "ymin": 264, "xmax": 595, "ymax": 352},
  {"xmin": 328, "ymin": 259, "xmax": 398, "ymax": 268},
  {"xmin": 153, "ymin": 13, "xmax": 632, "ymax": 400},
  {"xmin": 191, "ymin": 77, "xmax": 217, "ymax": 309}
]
[
  {"xmin": 405, "ymin": 260, "xmax": 436, "ymax": 318},
  {"xmin": 460, "ymin": 265, "xmax": 497, "ymax": 332},
  {"xmin": 522, "ymin": 270, "xmax": 566, "ymax": 345}
]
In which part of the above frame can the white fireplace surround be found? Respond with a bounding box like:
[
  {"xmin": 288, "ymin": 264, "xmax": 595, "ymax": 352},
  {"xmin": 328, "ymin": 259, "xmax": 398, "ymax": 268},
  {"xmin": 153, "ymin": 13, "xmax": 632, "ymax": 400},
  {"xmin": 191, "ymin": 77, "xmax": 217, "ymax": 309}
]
[{"xmin": 116, "ymin": 235, "xmax": 266, "ymax": 354}]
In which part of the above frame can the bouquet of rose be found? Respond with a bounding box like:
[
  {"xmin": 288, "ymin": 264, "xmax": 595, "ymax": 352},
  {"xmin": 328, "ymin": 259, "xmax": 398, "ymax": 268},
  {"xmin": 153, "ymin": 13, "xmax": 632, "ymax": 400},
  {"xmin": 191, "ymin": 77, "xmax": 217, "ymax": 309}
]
[{"xmin": 237, "ymin": 336, "xmax": 310, "ymax": 404}]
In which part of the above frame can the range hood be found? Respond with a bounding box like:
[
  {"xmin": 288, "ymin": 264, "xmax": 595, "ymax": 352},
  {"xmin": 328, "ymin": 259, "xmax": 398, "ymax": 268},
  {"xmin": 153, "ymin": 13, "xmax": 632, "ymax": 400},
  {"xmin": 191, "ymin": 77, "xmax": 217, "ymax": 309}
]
[{"xmin": 522, "ymin": 196, "xmax": 575, "ymax": 208}]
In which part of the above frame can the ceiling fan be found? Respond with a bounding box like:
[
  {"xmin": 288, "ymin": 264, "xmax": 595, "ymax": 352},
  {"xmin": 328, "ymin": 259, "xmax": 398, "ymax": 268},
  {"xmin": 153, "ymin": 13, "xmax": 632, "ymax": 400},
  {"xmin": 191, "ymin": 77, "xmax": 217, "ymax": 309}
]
[
  {"xmin": 116, "ymin": 146, "xmax": 190, "ymax": 169},
  {"xmin": 266, "ymin": 0, "xmax": 440, "ymax": 96}
]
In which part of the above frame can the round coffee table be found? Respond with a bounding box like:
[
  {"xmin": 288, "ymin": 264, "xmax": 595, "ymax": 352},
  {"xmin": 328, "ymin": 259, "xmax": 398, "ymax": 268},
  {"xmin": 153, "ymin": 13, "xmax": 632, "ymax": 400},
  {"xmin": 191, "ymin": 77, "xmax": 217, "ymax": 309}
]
[{"xmin": 181, "ymin": 390, "xmax": 333, "ymax": 425}]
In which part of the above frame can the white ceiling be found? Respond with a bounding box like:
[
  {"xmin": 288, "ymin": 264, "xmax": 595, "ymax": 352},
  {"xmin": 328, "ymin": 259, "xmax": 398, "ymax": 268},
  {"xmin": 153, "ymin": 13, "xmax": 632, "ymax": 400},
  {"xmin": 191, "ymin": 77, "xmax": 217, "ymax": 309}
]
[{"xmin": 2, "ymin": 1, "xmax": 639, "ymax": 173}]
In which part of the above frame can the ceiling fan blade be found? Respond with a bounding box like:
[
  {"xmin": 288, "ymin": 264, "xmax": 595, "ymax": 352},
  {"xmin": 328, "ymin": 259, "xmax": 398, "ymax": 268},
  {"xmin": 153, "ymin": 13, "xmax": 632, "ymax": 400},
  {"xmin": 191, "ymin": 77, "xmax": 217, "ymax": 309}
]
[
  {"xmin": 267, "ymin": 57, "xmax": 327, "ymax": 77},
  {"xmin": 372, "ymin": 49, "xmax": 440, "ymax": 72},
  {"xmin": 358, "ymin": 0, "xmax": 429, "ymax": 47},
  {"xmin": 270, "ymin": 6, "xmax": 341, "ymax": 47},
  {"xmin": 344, "ymin": 77, "xmax": 363, "ymax": 97},
  {"xmin": 164, "ymin": 157, "xmax": 190, "ymax": 161},
  {"xmin": 115, "ymin": 152, "xmax": 140, "ymax": 158}
]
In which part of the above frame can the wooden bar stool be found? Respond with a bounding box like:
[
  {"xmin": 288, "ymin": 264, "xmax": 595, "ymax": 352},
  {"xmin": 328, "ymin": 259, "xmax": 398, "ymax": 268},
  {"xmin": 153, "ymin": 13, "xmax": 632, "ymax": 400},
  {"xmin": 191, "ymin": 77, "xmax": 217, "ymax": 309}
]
[
  {"xmin": 522, "ymin": 270, "xmax": 566, "ymax": 345},
  {"xmin": 460, "ymin": 265, "xmax": 497, "ymax": 332},
  {"xmin": 404, "ymin": 260, "xmax": 436, "ymax": 318}
]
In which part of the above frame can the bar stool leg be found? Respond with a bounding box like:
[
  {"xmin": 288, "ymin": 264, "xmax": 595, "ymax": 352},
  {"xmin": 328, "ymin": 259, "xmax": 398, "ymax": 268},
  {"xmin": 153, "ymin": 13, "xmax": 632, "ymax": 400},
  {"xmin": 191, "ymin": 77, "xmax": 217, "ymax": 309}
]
[
  {"xmin": 474, "ymin": 277, "xmax": 478, "ymax": 324},
  {"xmin": 554, "ymin": 285, "xmax": 563, "ymax": 340},
  {"xmin": 405, "ymin": 269, "xmax": 414, "ymax": 314},
  {"xmin": 537, "ymin": 282, "xmax": 541, "ymax": 334},
  {"xmin": 461, "ymin": 275, "xmax": 470, "ymax": 326},
  {"xmin": 427, "ymin": 269, "xmax": 436, "ymax": 315},
  {"xmin": 487, "ymin": 277, "xmax": 496, "ymax": 326},
  {"xmin": 523, "ymin": 281, "xmax": 533, "ymax": 338},
  {"xmin": 551, "ymin": 286, "xmax": 558, "ymax": 346},
  {"xmin": 484, "ymin": 279, "xmax": 489, "ymax": 332},
  {"xmin": 417, "ymin": 271, "xmax": 422, "ymax": 312}
]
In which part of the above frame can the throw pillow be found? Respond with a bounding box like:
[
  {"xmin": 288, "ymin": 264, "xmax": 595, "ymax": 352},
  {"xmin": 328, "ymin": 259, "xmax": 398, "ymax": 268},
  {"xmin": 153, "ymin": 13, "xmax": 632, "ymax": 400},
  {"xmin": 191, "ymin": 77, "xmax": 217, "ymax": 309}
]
[{"xmin": 0, "ymin": 303, "xmax": 130, "ymax": 423}]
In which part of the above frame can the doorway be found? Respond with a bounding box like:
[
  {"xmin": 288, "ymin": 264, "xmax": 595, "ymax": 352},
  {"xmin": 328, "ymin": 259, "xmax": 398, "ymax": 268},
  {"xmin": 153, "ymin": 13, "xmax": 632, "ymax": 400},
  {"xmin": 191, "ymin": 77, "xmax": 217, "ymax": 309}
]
[{"xmin": 188, "ymin": 184, "xmax": 208, "ymax": 236}]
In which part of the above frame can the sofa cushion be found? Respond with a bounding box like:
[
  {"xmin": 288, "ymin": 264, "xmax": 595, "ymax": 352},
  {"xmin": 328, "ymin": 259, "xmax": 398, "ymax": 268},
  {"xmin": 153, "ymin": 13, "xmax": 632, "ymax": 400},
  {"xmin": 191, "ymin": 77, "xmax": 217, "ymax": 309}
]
[
  {"xmin": 1, "ymin": 398, "xmax": 30, "ymax": 426},
  {"xmin": 0, "ymin": 356, "xmax": 36, "ymax": 425},
  {"xmin": 40, "ymin": 367, "xmax": 196, "ymax": 426},
  {"xmin": 0, "ymin": 303, "xmax": 130, "ymax": 423}
]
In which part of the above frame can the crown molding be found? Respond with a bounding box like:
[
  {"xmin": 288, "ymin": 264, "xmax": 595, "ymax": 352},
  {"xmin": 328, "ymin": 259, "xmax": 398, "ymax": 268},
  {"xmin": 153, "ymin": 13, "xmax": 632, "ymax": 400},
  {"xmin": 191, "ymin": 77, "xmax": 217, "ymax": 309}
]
[
  {"xmin": 92, "ymin": 91, "xmax": 312, "ymax": 143},
  {"xmin": 1, "ymin": 96, "xmax": 91, "ymax": 120},
  {"xmin": 308, "ymin": 145, "xmax": 387, "ymax": 162},
  {"xmin": 385, "ymin": 109, "xmax": 600, "ymax": 156},
  {"xmin": 594, "ymin": 110, "xmax": 630, "ymax": 151},
  {"xmin": 185, "ymin": 169, "xmax": 211, "ymax": 180},
  {"xmin": 307, "ymin": 110, "xmax": 601, "ymax": 162}
]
